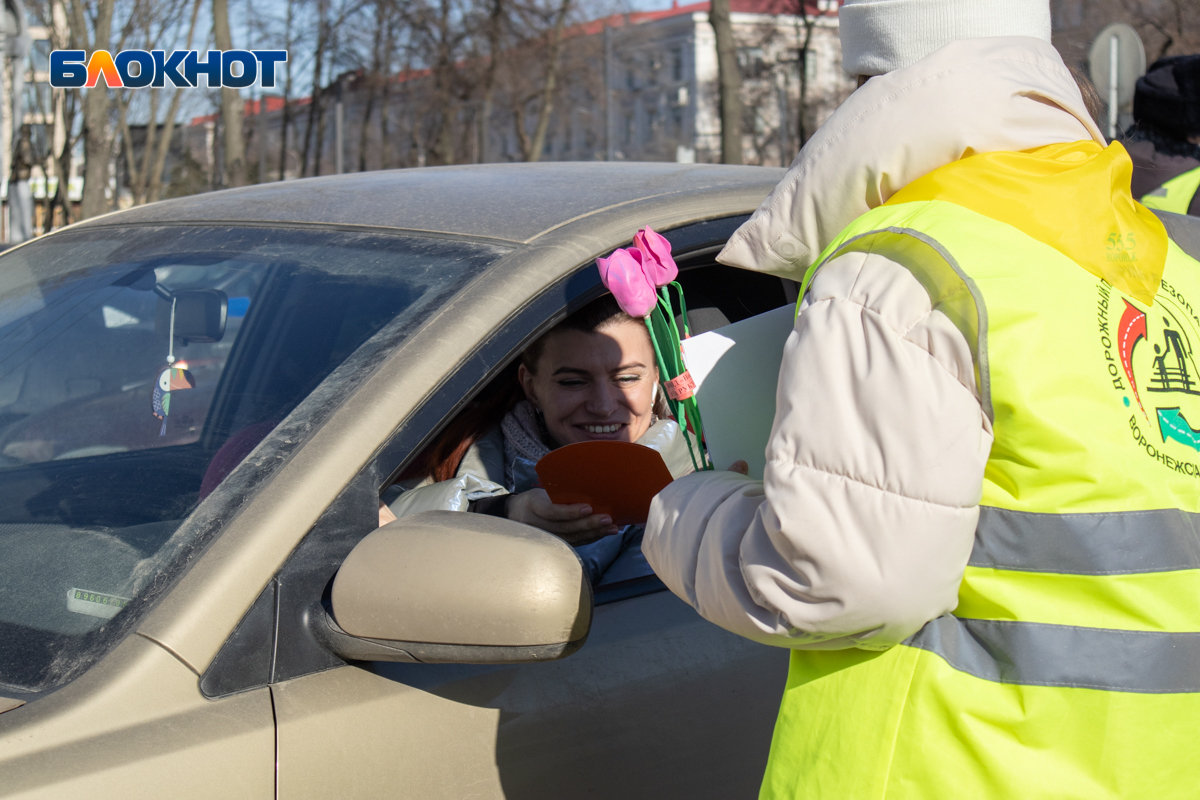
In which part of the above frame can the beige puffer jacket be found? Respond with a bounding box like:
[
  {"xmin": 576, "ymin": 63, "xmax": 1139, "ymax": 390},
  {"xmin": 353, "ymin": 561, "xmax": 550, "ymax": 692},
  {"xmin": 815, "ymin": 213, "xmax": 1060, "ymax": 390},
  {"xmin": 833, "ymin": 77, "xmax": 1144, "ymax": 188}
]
[{"xmin": 643, "ymin": 37, "xmax": 1105, "ymax": 650}]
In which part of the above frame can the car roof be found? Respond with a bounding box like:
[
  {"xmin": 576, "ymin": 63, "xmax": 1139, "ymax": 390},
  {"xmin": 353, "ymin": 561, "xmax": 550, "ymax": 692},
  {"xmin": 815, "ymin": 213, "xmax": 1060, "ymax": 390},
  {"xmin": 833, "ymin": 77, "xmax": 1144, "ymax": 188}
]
[{"xmin": 78, "ymin": 162, "xmax": 786, "ymax": 245}]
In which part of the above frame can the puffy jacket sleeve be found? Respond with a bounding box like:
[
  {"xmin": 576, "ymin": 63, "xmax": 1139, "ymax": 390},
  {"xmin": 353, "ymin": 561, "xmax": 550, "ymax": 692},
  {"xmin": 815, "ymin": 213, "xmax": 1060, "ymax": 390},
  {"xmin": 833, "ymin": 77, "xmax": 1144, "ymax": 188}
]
[
  {"xmin": 643, "ymin": 248, "xmax": 994, "ymax": 649},
  {"xmin": 386, "ymin": 428, "xmax": 508, "ymax": 518}
]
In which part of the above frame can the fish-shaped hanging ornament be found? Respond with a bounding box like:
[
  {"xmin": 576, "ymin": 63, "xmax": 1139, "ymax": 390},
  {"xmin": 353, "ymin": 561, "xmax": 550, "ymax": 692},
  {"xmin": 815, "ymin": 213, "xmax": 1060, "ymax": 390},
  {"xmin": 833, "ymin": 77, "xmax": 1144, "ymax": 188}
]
[{"xmin": 152, "ymin": 296, "xmax": 197, "ymax": 436}]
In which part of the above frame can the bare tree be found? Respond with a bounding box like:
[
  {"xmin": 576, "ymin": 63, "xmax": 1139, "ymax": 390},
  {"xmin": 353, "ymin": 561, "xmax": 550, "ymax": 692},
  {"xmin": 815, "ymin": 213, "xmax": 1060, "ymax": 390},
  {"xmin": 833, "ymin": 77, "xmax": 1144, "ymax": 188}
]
[
  {"xmin": 377, "ymin": 19, "xmax": 399, "ymax": 168},
  {"xmin": 24, "ymin": 0, "xmax": 76, "ymax": 230},
  {"xmin": 413, "ymin": 0, "xmax": 471, "ymax": 165},
  {"xmin": 523, "ymin": 0, "xmax": 568, "ymax": 162},
  {"xmin": 793, "ymin": 4, "xmax": 815, "ymax": 145},
  {"xmin": 357, "ymin": 0, "xmax": 398, "ymax": 171},
  {"xmin": 710, "ymin": 0, "xmax": 741, "ymax": 164},
  {"xmin": 114, "ymin": 0, "xmax": 197, "ymax": 204},
  {"xmin": 475, "ymin": 0, "xmax": 505, "ymax": 163},
  {"xmin": 310, "ymin": 0, "xmax": 602, "ymax": 169},
  {"xmin": 494, "ymin": 0, "xmax": 592, "ymax": 162},
  {"xmin": 146, "ymin": 0, "xmax": 201, "ymax": 200},
  {"xmin": 212, "ymin": 0, "xmax": 245, "ymax": 186},
  {"xmin": 298, "ymin": 0, "xmax": 360, "ymax": 176},
  {"xmin": 299, "ymin": 0, "xmax": 327, "ymax": 176},
  {"xmin": 275, "ymin": 0, "xmax": 296, "ymax": 179},
  {"xmin": 51, "ymin": 90, "xmax": 80, "ymax": 227},
  {"xmin": 65, "ymin": 0, "xmax": 115, "ymax": 218}
]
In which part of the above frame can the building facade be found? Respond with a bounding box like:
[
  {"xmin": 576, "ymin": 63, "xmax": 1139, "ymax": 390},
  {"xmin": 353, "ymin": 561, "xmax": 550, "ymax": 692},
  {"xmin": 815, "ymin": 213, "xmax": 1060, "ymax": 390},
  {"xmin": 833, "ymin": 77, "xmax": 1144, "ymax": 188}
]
[{"xmin": 183, "ymin": 0, "xmax": 854, "ymax": 184}]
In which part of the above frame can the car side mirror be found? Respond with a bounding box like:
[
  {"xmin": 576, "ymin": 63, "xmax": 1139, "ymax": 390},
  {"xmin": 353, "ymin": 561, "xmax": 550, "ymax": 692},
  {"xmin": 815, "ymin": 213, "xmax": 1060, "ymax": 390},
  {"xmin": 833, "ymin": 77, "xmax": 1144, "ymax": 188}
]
[
  {"xmin": 312, "ymin": 510, "xmax": 592, "ymax": 664},
  {"xmin": 156, "ymin": 289, "xmax": 228, "ymax": 343}
]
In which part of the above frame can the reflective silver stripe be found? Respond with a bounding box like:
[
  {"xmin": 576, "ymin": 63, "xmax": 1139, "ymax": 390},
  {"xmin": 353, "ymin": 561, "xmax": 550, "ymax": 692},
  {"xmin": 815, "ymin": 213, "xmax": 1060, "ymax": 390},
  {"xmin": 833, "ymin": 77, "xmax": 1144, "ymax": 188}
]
[
  {"xmin": 970, "ymin": 506, "xmax": 1200, "ymax": 575},
  {"xmin": 906, "ymin": 616, "xmax": 1200, "ymax": 693}
]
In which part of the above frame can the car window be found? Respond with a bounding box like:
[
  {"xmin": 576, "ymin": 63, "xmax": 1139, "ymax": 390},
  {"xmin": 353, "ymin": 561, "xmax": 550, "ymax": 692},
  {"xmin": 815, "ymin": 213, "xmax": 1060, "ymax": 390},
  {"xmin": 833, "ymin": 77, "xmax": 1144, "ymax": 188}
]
[
  {"xmin": 380, "ymin": 259, "xmax": 790, "ymax": 591},
  {"xmin": 0, "ymin": 224, "xmax": 511, "ymax": 694}
]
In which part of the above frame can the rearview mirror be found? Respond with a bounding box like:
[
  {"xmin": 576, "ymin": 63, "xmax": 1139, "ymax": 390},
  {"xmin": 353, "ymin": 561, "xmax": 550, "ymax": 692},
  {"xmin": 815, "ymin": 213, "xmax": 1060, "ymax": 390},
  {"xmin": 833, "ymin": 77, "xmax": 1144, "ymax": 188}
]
[
  {"xmin": 312, "ymin": 511, "xmax": 592, "ymax": 664},
  {"xmin": 156, "ymin": 289, "xmax": 228, "ymax": 343}
]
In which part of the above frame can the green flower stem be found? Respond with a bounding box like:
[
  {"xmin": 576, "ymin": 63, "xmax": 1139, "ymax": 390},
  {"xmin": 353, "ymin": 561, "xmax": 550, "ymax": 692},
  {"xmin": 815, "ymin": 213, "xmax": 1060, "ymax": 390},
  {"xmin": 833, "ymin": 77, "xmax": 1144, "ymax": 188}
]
[
  {"xmin": 652, "ymin": 293, "xmax": 705, "ymax": 470},
  {"xmin": 670, "ymin": 282, "xmax": 691, "ymax": 338},
  {"xmin": 645, "ymin": 296, "xmax": 711, "ymax": 472},
  {"xmin": 643, "ymin": 314, "xmax": 671, "ymax": 380},
  {"xmin": 661, "ymin": 297, "xmax": 683, "ymax": 361}
]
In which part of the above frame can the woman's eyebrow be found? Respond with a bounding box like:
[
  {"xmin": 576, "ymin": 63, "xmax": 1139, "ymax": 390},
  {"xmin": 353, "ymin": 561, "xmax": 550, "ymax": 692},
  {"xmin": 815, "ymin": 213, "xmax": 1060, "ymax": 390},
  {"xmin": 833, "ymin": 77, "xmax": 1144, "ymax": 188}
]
[{"xmin": 551, "ymin": 362, "xmax": 646, "ymax": 376}]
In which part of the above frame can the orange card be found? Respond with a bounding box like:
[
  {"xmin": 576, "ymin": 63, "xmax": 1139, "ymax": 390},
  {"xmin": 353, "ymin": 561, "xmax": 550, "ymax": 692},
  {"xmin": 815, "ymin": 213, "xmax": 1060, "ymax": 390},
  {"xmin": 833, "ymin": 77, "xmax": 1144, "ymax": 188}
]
[{"xmin": 535, "ymin": 441, "xmax": 674, "ymax": 526}]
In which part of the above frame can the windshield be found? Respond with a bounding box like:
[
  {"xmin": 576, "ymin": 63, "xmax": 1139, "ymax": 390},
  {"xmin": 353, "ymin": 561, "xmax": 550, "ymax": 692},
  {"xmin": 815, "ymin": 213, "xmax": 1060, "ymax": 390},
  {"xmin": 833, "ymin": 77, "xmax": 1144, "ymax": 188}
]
[{"xmin": 0, "ymin": 224, "xmax": 509, "ymax": 693}]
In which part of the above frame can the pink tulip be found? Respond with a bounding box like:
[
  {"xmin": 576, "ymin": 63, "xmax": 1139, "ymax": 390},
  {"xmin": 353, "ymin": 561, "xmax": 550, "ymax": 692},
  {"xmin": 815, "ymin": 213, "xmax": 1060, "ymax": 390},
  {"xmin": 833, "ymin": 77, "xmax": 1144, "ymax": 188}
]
[
  {"xmin": 597, "ymin": 247, "xmax": 658, "ymax": 318},
  {"xmin": 633, "ymin": 226, "xmax": 677, "ymax": 287}
]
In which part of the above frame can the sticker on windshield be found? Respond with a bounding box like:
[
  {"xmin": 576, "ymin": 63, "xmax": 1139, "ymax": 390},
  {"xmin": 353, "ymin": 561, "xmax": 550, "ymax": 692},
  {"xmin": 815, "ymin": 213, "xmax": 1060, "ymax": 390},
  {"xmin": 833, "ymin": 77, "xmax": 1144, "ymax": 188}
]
[{"xmin": 67, "ymin": 588, "xmax": 130, "ymax": 619}]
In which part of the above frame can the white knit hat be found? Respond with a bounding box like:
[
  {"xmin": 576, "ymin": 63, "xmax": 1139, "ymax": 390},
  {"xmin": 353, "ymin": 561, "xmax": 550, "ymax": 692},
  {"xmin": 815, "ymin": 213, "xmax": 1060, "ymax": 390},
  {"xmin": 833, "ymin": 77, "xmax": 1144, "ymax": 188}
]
[{"xmin": 839, "ymin": 0, "xmax": 1052, "ymax": 76}]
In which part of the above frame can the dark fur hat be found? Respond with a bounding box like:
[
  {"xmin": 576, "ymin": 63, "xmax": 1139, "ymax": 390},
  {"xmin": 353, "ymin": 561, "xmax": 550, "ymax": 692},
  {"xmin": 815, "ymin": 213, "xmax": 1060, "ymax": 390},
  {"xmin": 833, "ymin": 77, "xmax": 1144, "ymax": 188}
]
[{"xmin": 1134, "ymin": 55, "xmax": 1200, "ymax": 139}]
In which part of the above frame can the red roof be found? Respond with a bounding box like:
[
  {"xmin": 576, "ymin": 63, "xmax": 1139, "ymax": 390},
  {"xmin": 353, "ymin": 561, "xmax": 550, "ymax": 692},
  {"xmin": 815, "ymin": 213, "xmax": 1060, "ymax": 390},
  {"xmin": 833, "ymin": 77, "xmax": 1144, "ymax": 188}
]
[
  {"xmin": 189, "ymin": 95, "xmax": 290, "ymax": 126},
  {"xmin": 246, "ymin": 95, "xmax": 287, "ymax": 116}
]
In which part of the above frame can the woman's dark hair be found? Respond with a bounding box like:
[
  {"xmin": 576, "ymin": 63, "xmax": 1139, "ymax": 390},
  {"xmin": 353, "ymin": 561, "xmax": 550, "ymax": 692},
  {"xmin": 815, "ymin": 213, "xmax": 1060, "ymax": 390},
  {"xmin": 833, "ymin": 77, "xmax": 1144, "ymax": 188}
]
[
  {"xmin": 1068, "ymin": 64, "xmax": 1105, "ymax": 133},
  {"xmin": 520, "ymin": 294, "xmax": 631, "ymax": 374},
  {"xmin": 401, "ymin": 294, "xmax": 668, "ymax": 483},
  {"xmin": 399, "ymin": 363, "xmax": 523, "ymax": 483}
]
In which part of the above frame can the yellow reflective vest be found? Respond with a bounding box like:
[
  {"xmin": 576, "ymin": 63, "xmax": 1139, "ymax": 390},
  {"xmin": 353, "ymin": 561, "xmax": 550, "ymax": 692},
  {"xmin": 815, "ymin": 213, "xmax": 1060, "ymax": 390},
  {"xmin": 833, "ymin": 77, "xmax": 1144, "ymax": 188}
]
[
  {"xmin": 1141, "ymin": 165, "xmax": 1200, "ymax": 215},
  {"xmin": 764, "ymin": 142, "xmax": 1200, "ymax": 799}
]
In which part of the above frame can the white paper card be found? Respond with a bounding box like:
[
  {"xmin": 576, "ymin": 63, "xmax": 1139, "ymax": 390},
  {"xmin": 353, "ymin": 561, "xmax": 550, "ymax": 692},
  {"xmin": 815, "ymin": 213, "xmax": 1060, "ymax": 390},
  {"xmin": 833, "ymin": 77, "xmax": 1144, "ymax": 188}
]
[{"xmin": 680, "ymin": 304, "xmax": 794, "ymax": 480}]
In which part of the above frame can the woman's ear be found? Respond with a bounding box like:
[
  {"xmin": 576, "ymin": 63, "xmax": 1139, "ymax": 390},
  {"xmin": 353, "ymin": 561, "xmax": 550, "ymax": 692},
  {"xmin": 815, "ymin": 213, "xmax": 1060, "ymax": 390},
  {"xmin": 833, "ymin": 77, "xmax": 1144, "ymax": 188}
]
[{"xmin": 517, "ymin": 363, "xmax": 539, "ymax": 409}]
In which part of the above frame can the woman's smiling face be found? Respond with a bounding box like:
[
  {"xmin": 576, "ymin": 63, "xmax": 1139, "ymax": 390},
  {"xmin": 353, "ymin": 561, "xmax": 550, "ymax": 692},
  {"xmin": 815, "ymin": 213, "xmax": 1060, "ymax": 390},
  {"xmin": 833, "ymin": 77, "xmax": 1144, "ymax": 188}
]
[{"xmin": 518, "ymin": 319, "xmax": 659, "ymax": 448}]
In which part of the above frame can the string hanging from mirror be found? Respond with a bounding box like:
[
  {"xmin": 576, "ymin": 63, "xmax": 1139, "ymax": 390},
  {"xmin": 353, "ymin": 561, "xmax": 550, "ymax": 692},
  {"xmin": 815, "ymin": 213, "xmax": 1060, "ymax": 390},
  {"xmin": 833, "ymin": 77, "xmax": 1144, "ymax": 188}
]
[
  {"xmin": 596, "ymin": 227, "xmax": 710, "ymax": 471},
  {"xmin": 151, "ymin": 295, "xmax": 196, "ymax": 437}
]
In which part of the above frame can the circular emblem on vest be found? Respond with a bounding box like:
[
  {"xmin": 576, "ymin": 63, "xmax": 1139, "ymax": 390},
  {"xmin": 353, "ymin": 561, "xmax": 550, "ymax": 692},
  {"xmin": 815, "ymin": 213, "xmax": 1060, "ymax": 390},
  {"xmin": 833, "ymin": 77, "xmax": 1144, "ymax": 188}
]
[{"xmin": 1114, "ymin": 279, "xmax": 1200, "ymax": 471}]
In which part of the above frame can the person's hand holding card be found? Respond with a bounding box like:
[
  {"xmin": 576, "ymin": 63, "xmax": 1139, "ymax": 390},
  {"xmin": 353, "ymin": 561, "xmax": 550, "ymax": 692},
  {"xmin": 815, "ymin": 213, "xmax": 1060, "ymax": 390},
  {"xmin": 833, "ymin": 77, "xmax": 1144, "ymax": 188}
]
[{"xmin": 506, "ymin": 489, "xmax": 617, "ymax": 546}]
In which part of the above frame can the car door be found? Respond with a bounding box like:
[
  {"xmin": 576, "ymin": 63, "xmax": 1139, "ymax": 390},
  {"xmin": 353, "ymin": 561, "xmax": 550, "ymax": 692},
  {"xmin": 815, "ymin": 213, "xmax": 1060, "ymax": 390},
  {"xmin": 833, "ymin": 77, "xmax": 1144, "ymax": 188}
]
[{"xmin": 196, "ymin": 218, "xmax": 791, "ymax": 798}]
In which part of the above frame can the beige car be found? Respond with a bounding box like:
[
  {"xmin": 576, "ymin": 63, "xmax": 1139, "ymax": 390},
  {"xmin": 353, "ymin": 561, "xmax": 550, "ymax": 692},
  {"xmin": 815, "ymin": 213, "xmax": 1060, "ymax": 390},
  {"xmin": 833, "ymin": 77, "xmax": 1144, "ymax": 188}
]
[{"xmin": 0, "ymin": 162, "xmax": 793, "ymax": 798}]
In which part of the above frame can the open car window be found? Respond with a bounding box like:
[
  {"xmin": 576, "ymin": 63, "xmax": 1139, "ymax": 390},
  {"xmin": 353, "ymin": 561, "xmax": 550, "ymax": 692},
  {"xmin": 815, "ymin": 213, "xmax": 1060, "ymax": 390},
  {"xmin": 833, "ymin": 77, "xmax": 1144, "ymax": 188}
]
[
  {"xmin": 0, "ymin": 224, "xmax": 511, "ymax": 694},
  {"xmin": 379, "ymin": 258, "xmax": 793, "ymax": 596}
]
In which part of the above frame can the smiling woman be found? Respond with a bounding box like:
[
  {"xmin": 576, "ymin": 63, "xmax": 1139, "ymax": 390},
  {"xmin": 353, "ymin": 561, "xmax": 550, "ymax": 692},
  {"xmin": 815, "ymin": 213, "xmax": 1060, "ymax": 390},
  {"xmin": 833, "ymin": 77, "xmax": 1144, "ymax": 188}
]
[{"xmin": 385, "ymin": 295, "xmax": 697, "ymax": 585}]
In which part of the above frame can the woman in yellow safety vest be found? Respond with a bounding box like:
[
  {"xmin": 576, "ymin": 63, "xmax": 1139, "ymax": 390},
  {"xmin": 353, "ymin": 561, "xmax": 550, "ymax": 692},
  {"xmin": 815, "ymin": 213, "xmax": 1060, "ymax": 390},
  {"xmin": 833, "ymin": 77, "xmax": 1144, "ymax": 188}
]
[
  {"xmin": 1127, "ymin": 55, "xmax": 1200, "ymax": 217},
  {"xmin": 643, "ymin": 0, "xmax": 1200, "ymax": 797}
]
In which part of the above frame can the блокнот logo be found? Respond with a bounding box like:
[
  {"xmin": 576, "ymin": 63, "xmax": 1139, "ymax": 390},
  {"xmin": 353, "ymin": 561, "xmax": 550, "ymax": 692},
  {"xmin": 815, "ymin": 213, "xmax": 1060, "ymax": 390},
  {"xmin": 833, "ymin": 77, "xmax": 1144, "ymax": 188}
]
[{"xmin": 50, "ymin": 50, "xmax": 286, "ymax": 89}]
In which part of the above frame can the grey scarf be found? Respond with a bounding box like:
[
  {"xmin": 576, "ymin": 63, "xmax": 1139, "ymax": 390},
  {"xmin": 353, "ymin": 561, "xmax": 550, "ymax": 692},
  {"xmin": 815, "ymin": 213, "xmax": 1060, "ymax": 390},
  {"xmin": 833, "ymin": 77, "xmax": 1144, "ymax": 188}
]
[
  {"xmin": 500, "ymin": 400, "xmax": 666, "ymax": 488},
  {"xmin": 501, "ymin": 401, "xmax": 552, "ymax": 487}
]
